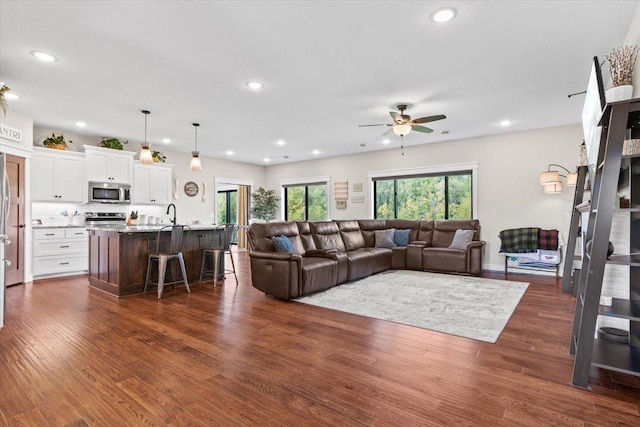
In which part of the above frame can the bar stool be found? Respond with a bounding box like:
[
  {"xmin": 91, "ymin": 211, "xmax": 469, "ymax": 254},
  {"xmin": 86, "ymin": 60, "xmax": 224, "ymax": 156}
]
[
  {"xmin": 144, "ymin": 225, "xmax": 191, "ymax": 299},
  {"xmin": 199, "ymin": 224, "xmax": 238, "ymax": 286}
]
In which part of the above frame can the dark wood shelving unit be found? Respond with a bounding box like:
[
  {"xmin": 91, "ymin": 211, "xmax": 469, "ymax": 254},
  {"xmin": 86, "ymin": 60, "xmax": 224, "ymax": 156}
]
[{"xmin": 570, "ymin": 96, "xmax": 640, "ymax": 387}]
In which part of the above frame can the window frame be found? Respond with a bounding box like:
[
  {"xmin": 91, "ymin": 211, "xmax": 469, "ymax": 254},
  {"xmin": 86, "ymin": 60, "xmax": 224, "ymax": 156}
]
[
  {"xmin": 279, "ymin": 176, "xmax": 331, "ymax": 221},
  {"xmin": 368, "ymin": 162, "xmax": 478, "ymax": 220}
]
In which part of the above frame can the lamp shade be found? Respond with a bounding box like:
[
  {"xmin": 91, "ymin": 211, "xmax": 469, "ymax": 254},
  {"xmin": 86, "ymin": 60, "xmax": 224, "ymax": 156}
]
[
  {"xmin": 539, "ymin": 170, "xmax": 560, "ymax": 185},
  {"xmin": 140, "ymin": 143, "xmax": 153, "ymax": 165},
  {"xmin": 393, "ymin": 124, "xmax": 412, "ymax": 137},
  {"xmin": 190, "ymin": 152, "xmax": 202, "ymax": 172},
  {"xmin": 566, "ymin": 172, "xmax": 578, "ymax": 186},
  {"xmin": 543, "ymin": 183, "xmax": 563, "ymax": 194}
]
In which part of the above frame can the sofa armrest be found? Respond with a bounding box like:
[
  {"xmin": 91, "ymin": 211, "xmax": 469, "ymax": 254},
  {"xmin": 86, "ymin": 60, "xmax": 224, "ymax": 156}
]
[
  {"xmin": 466, "ymin": 241, "xmax": 485, "ymax": 250},
  {"xmin": 249, "ymin": 251, "xmax": 302, "ymax": 299},
  {"xmin": 409, "ymin": 240, "xmax": 428, "ymax": 247},
  {"xmin": 305, "ymin": 248, "xmax": 338, "ymax": 256},
  {"xmin": 466, "ymin": 240, "xmax": 485, "ymax": 276}
]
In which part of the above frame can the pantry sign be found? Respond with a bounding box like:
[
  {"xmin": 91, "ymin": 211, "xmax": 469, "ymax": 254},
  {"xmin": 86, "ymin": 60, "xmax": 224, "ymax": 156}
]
[{"xmin": 0, "ymin": 125, "xmax": 22, "ymax": 143}]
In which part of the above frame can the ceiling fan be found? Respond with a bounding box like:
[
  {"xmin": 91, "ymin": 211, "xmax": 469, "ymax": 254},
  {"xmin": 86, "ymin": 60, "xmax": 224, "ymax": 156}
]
[{"xmin": 359, "ymin": 104, "xmax": 446, "ymax": 137}]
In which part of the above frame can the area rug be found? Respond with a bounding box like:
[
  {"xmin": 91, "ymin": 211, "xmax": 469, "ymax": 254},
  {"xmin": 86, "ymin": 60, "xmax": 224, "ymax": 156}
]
[{"xmin": 296, "ymin": 270, "xmax": 529, "ymax": 343}]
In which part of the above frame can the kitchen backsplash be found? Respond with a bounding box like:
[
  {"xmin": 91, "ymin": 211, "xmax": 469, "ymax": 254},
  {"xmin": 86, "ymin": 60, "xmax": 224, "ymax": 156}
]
[{"xmin": 32, "ymin": 202, "xmax": 167, "ymax": 226}]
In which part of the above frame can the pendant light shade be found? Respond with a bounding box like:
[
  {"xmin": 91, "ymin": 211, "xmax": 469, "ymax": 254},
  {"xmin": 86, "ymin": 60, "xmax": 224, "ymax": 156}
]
[
  {"xmin": 139, "ymin": 110, "xmax": 153, "ymax": 165},
  {"xmin": 190, "ymin": 123, "xmax": 202, "ymax": 172},
  {"xmin": 539, "ymin": 170, "xmax": 560, "ymax": 185},
  {"xmin": 543, "ymin": 183, "xmax": 563, "ymax": 194}
]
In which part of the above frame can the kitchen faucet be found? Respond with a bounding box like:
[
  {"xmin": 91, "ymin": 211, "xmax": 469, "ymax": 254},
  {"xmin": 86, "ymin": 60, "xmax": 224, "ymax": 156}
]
[{"xmin": 166, "ymin": 203, "xmax": 177, "ymax": 225}]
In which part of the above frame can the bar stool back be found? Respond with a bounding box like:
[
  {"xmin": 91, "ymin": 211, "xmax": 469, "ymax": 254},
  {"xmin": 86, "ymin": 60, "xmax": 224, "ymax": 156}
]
[{"xmin": 143, "ymin": 225, "xmax": 191, "ymax": 299}]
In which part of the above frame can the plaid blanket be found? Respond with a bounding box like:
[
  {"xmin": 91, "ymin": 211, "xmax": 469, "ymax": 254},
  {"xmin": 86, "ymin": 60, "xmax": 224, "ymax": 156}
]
[
  {"xmin": 499, "ymin": 228, "xmax": 540, "ymax": 253},
  {"xmin": 538, "ymin": 229, "xmax": 559, "ymax": 250}
]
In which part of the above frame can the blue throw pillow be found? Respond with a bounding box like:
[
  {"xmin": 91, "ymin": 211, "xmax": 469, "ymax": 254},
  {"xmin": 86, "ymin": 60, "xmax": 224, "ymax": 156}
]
[
  {"xmin": 394, "ymin": 229, "xmax": 411, "ymax": 247},
  {"xmin": 272, "ymin": 235, "xmax": 294, "ymax": 253}
]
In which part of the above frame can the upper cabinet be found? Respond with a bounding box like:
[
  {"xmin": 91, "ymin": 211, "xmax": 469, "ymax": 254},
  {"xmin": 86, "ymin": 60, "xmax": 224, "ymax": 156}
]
[
  {"xmin": 132, "ymin": 162, "xmax": 172, "ymax": 205},
  {"xmin": 32, "ymin": 148, "xmax": 85, "ymax": 202},
  {"xmin": 83, "ymin": 145, "xmax": 134, "ymax": 184}
]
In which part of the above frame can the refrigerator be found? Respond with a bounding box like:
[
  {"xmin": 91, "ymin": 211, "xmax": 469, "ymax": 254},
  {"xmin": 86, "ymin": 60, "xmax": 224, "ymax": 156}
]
[{"xmin": 0, "ymin": 152, "xmax": 9, "ymax": 329}]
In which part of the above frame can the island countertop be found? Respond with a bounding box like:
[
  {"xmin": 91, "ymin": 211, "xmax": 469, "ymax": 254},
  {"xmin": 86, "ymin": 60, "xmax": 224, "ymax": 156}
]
[{"xmin": 85, "ymin": 224, "xmax": 220, "ymax": 233}]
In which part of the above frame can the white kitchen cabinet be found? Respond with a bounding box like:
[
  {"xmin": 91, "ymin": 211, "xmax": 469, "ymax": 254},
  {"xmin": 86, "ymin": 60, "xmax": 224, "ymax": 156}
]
[
  {"xmin": 83, "ymin": 145, "xmax": 134, "ymax": 184},
  {"xmin": 32, "ymin": 227, "xmax": 89, "ymax": 278},
  {"xmin": 31, "ymin": 148, "xmax": 85, "ymax": 202},
  {"xmin": 132, "ymin": 162, "xmax": 172, "ymax": 204}
]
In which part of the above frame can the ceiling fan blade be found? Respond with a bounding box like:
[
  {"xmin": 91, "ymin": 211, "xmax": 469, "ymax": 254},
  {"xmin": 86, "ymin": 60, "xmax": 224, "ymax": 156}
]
[
  {"xmin": 382, "ymin": 127, "xmax": 395, "ymax": 136},
  {"xmin": 358, "ymin": 124, "xmax": 391, "ymax": 127},
  {"xmin": 411, "ymin": 125, "xmax": 434, "ymax": 133},
  {"xmin": 412, "ymin": 114, "xmax": 446, "ymax": 124},
  {"xmin": 390, "ymin": 111, "xmax": 403, "ymax": 124}
]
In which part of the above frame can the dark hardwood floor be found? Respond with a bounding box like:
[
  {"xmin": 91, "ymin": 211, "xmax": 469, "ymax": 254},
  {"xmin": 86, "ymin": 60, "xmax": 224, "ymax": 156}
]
[{"xmin": 1, "ymin": 252, "xmax": 639, "ymax": 426}]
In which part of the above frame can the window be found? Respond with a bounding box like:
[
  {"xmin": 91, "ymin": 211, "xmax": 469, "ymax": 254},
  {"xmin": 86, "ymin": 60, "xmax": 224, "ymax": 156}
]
[
  {"xmin": 217, "ymin": 190, "xmax": 237, "ymax": 224},
  {"xmin": 374, "ymin": 171, "xmax": 472, "ymax": 220},
  {"xmin": 284, "ymin": 183, "xmax": 328, "ymax": 221}
]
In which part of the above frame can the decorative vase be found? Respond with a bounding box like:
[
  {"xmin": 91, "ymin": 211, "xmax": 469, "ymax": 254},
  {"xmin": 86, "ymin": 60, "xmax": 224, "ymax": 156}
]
[
  {"xmin": 585, "ymin": 240, "xmax": 614, "ymax": 259},
  {"xmin": 605, "ymin": 85, "xmax": 633, "ymax": 103}
]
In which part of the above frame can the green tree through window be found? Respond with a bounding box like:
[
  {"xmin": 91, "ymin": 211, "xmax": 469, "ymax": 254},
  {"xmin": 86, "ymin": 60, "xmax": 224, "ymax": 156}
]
[
  {"xmin": 285, "ymin": 183, "xmax": 328, "ymax": 221},
  {"xmin": 374, "ymin": 172, "xmax": 472, "ymax": 220},
  {"xmin": 217, "ymin": 190, "xmax": 238, "ymax": 224}
]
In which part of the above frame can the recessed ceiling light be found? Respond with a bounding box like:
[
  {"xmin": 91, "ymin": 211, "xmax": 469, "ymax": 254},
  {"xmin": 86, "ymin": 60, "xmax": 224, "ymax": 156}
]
[
  {"xmin": 226, "ymin": 150, "xmax": 234, "ymax": 156},
  {"xmin": 31, "ymin": 51, "xmax": 57, "ymax": 62},
  {"xmin": 276, "ymin": 139, "xmax": 285, "ymax": 146},
  {"xmin": 162, "ymin": 138, "xmax": 171, "ymax": 144},
  {"xmin": 263, "ymin": 157, "xmax": 270, "ymax": 163},
  {"xmin": 75, "ymin": 121, "xmax": 86, "ymax": 128},
  {"xmin": 499, "ymin": 120, "xmax": 512, "ymax": 127},
  {"xmin": 382, "ymin": 139, "xmax": 391, "ymax": 145},
  {"xmin": 312, "ymin": 149, "xmax": 320, "ymax": 155},
  {"xmin": 431, "ymin": 7, "xmax": 456, "ymax": 23},
  {"xmin": 4, "ymin": 92, "xmax": 18, "ymax": 100},
  {"xmin": 247, "ymin": 81, "xmax": 263, "ymax": 90}
]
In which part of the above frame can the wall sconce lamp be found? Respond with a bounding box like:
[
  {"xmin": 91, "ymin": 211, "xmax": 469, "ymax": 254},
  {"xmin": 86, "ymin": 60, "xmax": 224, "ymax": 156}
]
[{"xmin": 539, "ymin": 164, "xmax": 578, "ymax": 193}]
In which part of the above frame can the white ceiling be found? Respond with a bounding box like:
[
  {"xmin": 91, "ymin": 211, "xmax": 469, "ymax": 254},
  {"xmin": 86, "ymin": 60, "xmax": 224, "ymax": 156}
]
[{"xmin": 0, "ymin": 1, "xmax": 637, "ymax": 165}]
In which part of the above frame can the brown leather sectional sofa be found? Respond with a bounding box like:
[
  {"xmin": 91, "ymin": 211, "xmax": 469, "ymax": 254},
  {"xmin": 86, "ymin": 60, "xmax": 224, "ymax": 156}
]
[{"xmin": 247, "ymin": 219, "xmax": 485, "ymax": 300}]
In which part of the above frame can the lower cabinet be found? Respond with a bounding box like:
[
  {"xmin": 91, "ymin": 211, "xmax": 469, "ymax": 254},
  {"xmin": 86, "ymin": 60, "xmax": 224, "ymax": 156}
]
[{"xmin": 33, "ymin": 228, "xmax": 89, "ymax": 278}]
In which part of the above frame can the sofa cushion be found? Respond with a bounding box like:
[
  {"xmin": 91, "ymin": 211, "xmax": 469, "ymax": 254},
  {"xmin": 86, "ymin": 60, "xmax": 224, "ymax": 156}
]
[
  {"xmin": 248, "ymin": 222, "xmax": 305, "ymax": 254},
  {"xmin": 336, "ymin": 220, "xmax": 365, "ymax": 251},
  {"xmin": 432, "ymin": 220, "xmax": 480, "ymax": 247},
  {"xmin": 417, "ymin": 220, "xmax": 434, "ymax": 244},
  {"xmin": 310, "ymin": 221, "xmax": 346, "ymax": 251},
  {"xmin": 272, "ymin": 235, "xmax": 294, "ymax": 253},
  {"xmin": 386, "ymin": 219, "xmax": 420, "ymax": 242},
  {"xmin": 365, "ymin": 247, "xmax": 393, "ymax": 273},
  {"xmin": 422, "ymin": 247, "xmax": 468, "ymax": 273},
  {"xmin": 301, "ymin": 257, "xmax": 338, "ymax": 295},
  {"xmin": 449, "ymin": 229, "xmax": 475, "ymax": 250},
  {"xmin": 374, "ymin": 229, "xmax": 396, "ymax": 248},
  {"xmin": 358, "ymin": 219, "xmax": 388, "ymax": 247},
  {"xmin": 393, "ymin": 229, "xmax": 411, "ymax": 247},
  {"xmin": 296, "ymin": 221, "xmax": 317, "ymax": 252}
]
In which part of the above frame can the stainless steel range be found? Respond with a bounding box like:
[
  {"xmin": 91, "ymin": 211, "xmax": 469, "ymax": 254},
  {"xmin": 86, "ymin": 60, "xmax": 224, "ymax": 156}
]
[{"xmin": 85, "ymin": 212, "xmax": 127, "ymax": 227}]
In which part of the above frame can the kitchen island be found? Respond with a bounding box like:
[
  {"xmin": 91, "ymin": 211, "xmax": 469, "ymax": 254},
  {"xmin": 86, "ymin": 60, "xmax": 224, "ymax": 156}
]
[{"xmin": 87, "ymin": 225, "xmax": 224, "ymax": 297}]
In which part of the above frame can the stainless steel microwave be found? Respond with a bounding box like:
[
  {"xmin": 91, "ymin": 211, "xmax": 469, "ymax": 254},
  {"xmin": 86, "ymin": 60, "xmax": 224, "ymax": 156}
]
[{"xmin": 88, "ymin": 181, "xmax": 131, "ymax": 204}]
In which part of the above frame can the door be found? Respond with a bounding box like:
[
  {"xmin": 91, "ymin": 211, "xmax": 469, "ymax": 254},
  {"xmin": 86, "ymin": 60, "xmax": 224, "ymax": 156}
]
[{"xmin": 6, "ymin": 154, "xmax": 25, "ymax": 285}]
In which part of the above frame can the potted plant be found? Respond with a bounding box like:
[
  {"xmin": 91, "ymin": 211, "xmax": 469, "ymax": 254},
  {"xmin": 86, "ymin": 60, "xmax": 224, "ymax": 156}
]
[
  {"xmin": 152, "ymin": 150, "xmax": 166, "ymax": 163},
  {"xmin": 0, "ymin": 83, "xmax": 11, "ymax": 116},
  {"xmin": 100, "ymin": 137, "xmax": 128, "ymax": 150},
  {"xmin": 42, "ymin": 133, "xmax": 72, "ymax": 150},
  {"xmin": 251, "ymin": 187, "xmax": 279, "ymax": 221},
  {"xmin": 605, "ymin": 44, "xmax": 639, "ymax": 102}
]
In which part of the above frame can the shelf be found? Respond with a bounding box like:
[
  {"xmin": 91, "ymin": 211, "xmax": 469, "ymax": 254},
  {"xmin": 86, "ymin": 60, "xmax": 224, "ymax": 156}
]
[
  {"xmin": 613, "ymin": 207, "xmax": 640, "ymax": 213},
  {"xmin": 605, "ymin": 254, "xmax": 640, "ymax": 267},
  {"xmin": 591, "ymin": 338, "xmax": 640, "ymax": 377},
  {"xmin": 599, "ymin": 298, "xmax": 640, "ymax": 321}
]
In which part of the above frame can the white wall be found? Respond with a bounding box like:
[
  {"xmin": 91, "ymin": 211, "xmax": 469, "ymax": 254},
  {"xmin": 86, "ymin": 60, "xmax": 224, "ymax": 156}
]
[
  {"xmin": 265, "ymin": 124, "xmax": 582, "ymax": 271},
  {"xmin": 624, "ymin": 2, "xmax": 640, "ymax": 98}
]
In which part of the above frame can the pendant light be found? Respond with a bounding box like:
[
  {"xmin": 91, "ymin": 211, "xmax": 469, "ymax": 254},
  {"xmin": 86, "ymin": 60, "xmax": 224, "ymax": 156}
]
[
  {"xmin": 190, "ymin": 123, "xmax": 202, "ymax": 171},
  {"xmin": 139, "ymin": 110, "xmax": 153, "ymax": 165}
]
